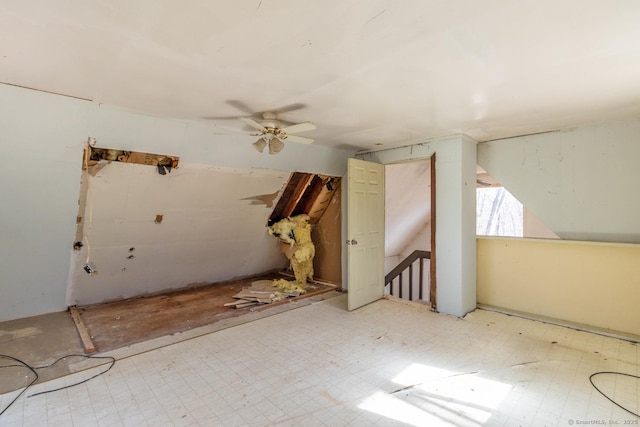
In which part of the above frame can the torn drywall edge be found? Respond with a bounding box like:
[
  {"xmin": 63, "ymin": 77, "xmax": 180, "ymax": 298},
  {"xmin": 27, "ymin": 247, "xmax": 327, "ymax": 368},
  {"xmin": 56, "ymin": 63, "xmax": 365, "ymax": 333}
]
[{"xmin": 241, "ymin": 190, "xmax": 280, "ymax": 208}]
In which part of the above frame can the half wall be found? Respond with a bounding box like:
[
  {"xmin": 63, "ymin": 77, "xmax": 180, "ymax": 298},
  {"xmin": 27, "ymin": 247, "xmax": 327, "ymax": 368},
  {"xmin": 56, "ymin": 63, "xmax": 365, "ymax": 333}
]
[{"xmin": 477, "ymin": 237, "xmax": 640, "ymax": 337}]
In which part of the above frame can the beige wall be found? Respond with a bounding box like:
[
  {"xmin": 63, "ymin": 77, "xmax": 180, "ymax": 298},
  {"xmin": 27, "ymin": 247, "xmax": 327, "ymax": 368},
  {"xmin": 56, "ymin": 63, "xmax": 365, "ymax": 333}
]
[{"xmin": 477, "ymin": 237, "xmax": 640, "ymax": 337}]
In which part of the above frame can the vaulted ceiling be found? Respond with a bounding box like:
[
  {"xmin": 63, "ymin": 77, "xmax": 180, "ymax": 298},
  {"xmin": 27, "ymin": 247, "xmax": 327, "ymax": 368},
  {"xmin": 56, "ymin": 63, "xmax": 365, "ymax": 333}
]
[{"xmin": 2, "ymin": 1, "xmax": 640, "ymax": 151}]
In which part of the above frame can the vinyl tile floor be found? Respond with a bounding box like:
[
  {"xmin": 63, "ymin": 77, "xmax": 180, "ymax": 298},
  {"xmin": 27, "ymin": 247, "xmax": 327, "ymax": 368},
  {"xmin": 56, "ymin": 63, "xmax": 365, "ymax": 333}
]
[{"xmin": 1, "ymin": 294, "xmax": 638, "ymax": 426}]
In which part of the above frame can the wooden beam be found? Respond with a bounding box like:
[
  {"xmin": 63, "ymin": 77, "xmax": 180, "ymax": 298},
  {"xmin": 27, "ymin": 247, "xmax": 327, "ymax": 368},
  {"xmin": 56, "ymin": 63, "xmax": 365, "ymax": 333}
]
[
  {"xmin": 281, "ymin": 173, "xmax": 313, "ymax": 219},
  {"xmin": 69, "ymin": 307, "xmax": 97, "ymax": 354}
]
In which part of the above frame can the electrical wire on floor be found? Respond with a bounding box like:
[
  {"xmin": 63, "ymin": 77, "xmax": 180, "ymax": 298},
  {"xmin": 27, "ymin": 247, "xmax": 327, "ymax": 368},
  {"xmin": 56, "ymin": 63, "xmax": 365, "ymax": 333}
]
[
  {"xmin": 589, "ymin": 371, "xmax": 640, "ymax": 418},
  {"xmin": 0, "ymin": 354, "xmax": 115, "ymax": 417}
]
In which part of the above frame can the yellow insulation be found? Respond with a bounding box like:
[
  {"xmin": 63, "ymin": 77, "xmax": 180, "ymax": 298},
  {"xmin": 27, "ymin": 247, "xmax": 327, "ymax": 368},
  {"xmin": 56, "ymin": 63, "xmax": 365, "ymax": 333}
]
[
  {"xmin": 268, "ymin": 214, "xmax": 315, "ymax": 290},
  {"xmin": 272, "ymin": 279, "xmax": 307, "ymax": 295}
]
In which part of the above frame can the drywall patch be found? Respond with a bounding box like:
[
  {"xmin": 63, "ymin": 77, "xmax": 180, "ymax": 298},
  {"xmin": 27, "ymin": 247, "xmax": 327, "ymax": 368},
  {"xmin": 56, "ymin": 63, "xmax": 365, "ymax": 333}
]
[{"xmin": 67, "ymin": 162, "xmax": 292, "ymax": 306}]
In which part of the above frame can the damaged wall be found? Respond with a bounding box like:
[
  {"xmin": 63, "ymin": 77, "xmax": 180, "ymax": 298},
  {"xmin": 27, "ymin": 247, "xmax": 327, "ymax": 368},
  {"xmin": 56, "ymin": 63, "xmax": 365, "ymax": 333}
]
[
  {"xmin": 69, "ymin": 162, "xmax": 292, "ymax": 305},
  {"xmin": 478, "ymin": 119, "xmax": 640, "ymax": 243},
  {"xmin": 0, "ymin": 83, "xmax": 354, "ymax": 321},
  {"xmin": 268, "ymin": 172, "xmax": 343, "ymax": 285}
]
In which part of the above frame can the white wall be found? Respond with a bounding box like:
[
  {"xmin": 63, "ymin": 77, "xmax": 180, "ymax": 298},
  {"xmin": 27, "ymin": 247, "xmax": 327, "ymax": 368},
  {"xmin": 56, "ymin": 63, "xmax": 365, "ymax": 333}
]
[
  {"xmin": 0, "ymin": 84, "xmax": 354, "ymax": 321},
  {"xmin": 68, "ymin": 163, "xmax": 292, "ymax": 305},
  {"xmin": 1, "ymin": 85, "xmax": 89, "ymax": 321},
  {"xmin": 478, "ymin": 119, "xmax": 640, "ymax": 243},
  {"xmin": 359, "ymin": 135, "xmax": 477, "ymax": 317}
]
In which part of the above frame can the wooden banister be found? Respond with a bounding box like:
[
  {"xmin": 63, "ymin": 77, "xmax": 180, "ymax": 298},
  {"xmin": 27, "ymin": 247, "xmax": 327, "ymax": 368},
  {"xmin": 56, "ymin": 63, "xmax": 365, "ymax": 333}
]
[{"xmin": 385, "ymin": 250, "xmax": 431, "ymax": 301}]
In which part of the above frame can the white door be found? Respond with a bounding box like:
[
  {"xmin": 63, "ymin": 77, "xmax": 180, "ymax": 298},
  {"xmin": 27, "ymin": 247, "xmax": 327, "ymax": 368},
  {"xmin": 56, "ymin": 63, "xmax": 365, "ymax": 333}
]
[{"xmin": 347, "ymin": 158, "xmax": 385, "ymax": 311}]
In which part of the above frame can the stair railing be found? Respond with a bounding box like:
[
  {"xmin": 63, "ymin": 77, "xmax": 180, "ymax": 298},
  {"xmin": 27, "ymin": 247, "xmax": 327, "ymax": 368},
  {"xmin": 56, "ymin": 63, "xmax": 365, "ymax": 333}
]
[{"xmin": 385, "ymin": 250, "xmax": 431, "ymax": 301}]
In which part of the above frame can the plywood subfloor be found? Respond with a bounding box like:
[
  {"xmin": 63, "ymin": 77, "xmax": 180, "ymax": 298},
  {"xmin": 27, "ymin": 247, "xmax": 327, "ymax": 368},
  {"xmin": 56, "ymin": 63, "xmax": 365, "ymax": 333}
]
[
  {"xmin": 76, "ymin": 273, "xmax": 335, "ymax": 353},
  {"xmin": 0, "ymin": 311, "xmax": 85, "ymax": 395}
]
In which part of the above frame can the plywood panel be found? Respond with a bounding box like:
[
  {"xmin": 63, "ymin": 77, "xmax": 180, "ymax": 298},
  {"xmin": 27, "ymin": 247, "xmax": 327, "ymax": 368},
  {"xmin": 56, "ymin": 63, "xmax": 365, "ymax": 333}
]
[{"xmin": 312, "ymin": 185, "xmax": 342, "ymax": 284}]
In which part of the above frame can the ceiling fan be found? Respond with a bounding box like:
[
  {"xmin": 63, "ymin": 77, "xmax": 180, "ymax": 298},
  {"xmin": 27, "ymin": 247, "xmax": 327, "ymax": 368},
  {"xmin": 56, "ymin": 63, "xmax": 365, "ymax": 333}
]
[
  {"xmin": 239, "ymin": 112, "xmax": 317, "ymax": 155},
  {"xmin": 204, "ymin": 101, "xmax": 316, "ymax": 154}
]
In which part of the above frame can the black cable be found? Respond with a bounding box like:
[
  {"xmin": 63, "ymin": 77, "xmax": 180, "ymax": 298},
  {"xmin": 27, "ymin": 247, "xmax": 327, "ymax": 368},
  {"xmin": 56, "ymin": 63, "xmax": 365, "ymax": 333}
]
[
  {"xmin": 589, "ymin": 371, "xmax": 640, "ymax": 418},
  {"xmin": 0, "ymin": 353, "xmax": 115, "ymax": 417},
  {"xmin": 0, "ymin": 355, "xmax": 38, "ymax": 417},
  {"xmin": 29, "ymin": 354, "xmax": 115, "ymax": 398}
]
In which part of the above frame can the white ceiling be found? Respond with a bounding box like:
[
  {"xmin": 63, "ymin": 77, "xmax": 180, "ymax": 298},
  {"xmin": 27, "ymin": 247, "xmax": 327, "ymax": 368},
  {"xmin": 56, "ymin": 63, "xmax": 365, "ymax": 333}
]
[{"xmin": 2, "ymin": 0, "xmax": 640, "ymax": 151}]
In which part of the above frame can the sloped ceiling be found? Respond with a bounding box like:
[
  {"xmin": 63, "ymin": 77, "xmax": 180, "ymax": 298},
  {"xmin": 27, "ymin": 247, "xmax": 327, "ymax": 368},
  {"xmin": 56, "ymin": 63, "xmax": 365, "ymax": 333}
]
[
  {"xmin": 2, "ymin": 1, "xmax": 640, "ymax": 151},
  {"xmin": 385, "ymin": 161, "xmax": 431, "ymax": 256}
]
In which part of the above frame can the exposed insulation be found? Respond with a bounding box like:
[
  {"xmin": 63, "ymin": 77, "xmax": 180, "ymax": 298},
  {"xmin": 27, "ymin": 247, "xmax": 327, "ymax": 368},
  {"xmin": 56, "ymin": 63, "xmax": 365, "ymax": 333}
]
[
  {"xmin": 267, "ymin": 216, "xmax": 300, "ymax": 245},
  {"xmin": 268, "ymin": 214, "xmax": 315, "ymax": 290},
  {"xmin": 272, "ymin": 279, "xmax": 307, "ymax": 295}
]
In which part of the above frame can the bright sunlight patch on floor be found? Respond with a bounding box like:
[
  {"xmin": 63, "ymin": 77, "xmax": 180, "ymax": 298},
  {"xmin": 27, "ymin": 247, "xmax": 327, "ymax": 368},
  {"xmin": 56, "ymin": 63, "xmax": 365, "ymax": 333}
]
[{"xmin": 359, "ymin": 363, "xmax": 513, "ymax": 426}]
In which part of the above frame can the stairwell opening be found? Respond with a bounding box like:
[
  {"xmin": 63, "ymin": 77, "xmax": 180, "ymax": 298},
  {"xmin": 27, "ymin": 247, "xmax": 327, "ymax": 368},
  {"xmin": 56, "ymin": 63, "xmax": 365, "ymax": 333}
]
[{"xmin": 384, "ymin": 158, "xmax": 434, "ymax": 307}]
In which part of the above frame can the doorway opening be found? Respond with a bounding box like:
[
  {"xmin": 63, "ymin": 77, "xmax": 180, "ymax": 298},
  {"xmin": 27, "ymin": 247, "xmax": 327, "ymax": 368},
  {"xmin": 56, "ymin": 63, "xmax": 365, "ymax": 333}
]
[{"xmin": 383, "ymin": 155, "xmax": 435, "ymax": 308}]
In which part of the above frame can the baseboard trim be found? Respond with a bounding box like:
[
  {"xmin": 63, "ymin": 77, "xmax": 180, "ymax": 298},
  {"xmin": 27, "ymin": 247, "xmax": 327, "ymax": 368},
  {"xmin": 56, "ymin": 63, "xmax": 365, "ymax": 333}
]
[{"xmin": 476, "ymin": 304, "xmax": 640, "ymax": 344}]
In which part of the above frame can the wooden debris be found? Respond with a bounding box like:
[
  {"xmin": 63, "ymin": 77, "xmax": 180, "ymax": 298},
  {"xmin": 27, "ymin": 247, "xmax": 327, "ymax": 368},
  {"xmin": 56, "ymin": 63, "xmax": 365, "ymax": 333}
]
[
  {"xmin": 225, "ymin": 280, "xmax": 299, "ymax": 309},
  {"xmin": 224, "ymin": 300, "xmax": 259, "ymax": 308},
  {"xmin": 69, "ymin": 307, "xmax": 97, "ymax": 354}
]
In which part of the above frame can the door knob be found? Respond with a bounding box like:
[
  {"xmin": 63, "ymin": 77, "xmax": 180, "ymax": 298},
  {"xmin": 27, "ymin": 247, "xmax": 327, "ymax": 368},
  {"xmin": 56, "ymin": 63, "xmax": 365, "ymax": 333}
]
[{"xmin": 346, "ymin": 239, "xmax": 358, "ymax": 245}]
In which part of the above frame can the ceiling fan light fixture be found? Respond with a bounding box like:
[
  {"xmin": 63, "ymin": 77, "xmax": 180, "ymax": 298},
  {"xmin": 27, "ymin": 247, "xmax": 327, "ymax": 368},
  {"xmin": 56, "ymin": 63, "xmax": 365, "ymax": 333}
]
[
  {"xmin": 235, "ymin": 111, "xmax": 315, "ymax": 154},
  {"xmin": 252, "ymin": 138, "xmax": 267, "ymax": 153},
  {"xmin": 269, "ymin": 138, "xmax": 285, "ymax": 154}
]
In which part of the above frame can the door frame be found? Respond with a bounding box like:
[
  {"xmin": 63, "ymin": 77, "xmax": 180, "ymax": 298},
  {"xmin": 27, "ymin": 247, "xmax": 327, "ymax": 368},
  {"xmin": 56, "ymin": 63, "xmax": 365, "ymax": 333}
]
[{"xmin": 430, "ymin": 153, "xmax": 437, "ymax": 310}]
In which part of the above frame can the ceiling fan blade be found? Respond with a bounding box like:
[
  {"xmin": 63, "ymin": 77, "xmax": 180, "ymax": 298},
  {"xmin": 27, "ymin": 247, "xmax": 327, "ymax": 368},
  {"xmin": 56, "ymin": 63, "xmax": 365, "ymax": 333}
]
[
  {"xmin": 280, "ymin": 122, "xmax": 317, "ymax": 134},
  {"xmin": 275, "ymin": 103, "xmax": 306, "ymax": 114},
  {"xmin": 239, "ymin": 117, "xmax": 266, "ymax": 132},
  {"xmin": 285, "ymin": 134, "xmax": 315, "ymax": 144},
  {"xmin": 226, "ymin": 100, "xmax": 256, "ymax": 116}
]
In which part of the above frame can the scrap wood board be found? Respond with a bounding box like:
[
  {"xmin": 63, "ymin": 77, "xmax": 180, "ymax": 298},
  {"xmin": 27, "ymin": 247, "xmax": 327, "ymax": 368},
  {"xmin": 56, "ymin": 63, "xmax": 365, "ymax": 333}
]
[
  {"xmin": 69, "ymin": 307, "xmax": 96, "ymax": 354},
  {"xmin": 226, "ymin": 280, "xmax": 299, "ymax": 308}
]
